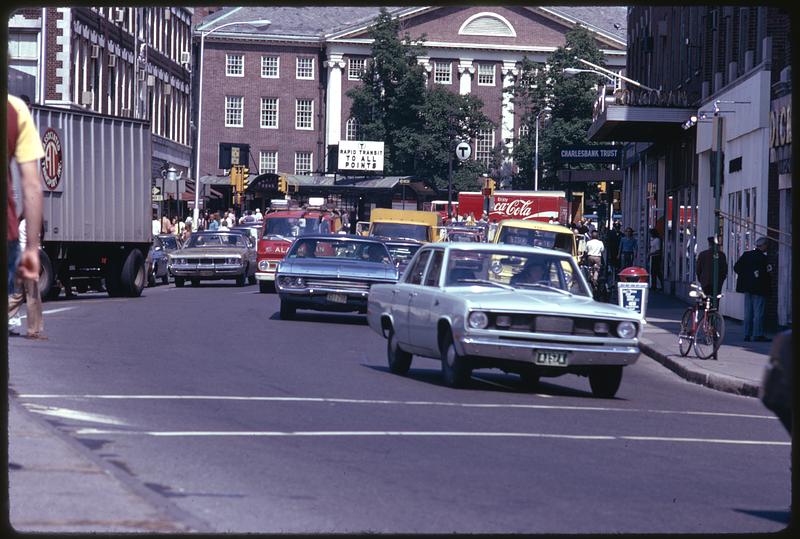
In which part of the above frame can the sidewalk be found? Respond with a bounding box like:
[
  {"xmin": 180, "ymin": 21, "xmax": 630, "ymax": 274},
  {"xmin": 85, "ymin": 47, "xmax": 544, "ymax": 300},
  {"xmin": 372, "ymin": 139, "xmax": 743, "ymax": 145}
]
[
  {"xmin": 7, "ymin": 393, "xmax": 213, "ymax": 533},
  {"xmin": 638, "ymin": 290, "xmax": 774, "ymax": 397}
]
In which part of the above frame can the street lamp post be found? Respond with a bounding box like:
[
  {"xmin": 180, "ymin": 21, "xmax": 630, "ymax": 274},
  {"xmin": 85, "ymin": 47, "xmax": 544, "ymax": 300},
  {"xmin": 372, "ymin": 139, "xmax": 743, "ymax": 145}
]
[
  {"xmin": 447, "ymin": 121, "xmax": 456, "ymax": 221},
  {"xmin": 533, "ymin": 106, "xmax": 551, "ymax": 191},
  {"xmin": 193, "ymin": 18, "xmax": 271, "ymax": 228}
]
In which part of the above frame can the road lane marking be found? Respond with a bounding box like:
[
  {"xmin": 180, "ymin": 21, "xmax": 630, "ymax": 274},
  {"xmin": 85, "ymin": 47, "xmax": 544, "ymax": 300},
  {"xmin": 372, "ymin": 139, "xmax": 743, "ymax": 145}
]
[
  {"xmin": 18, "ymin": 394, "xmax": 777, "ymax": 420},
  {"xmin": 15, "ymin": 306, "xmax": 76, "ymax": 319},
  {"xmin": 70, "ymin": 428, "xmax": 790, "ymax": 446},
  {"xmin": 22, "ymin": 403, "xmax": 127, "ymax": 426}
]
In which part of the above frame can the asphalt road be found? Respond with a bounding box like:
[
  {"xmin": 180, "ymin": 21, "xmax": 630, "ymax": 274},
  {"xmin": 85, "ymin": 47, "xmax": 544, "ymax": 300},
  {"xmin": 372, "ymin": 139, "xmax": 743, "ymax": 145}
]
[{"xmin": 9, "ymin": 282, "xmax": 791, "ymax": 533}]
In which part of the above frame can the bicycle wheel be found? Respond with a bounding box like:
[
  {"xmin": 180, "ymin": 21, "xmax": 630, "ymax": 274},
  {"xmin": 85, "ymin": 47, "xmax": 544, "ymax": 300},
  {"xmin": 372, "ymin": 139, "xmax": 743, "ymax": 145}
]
[
  {"xmin": 694, "ymin": 311, "xmax": 725, "ymax": 359},
  {"xmin": 678, "ymin": 308, "xmax": 694, "ymax": 357}
]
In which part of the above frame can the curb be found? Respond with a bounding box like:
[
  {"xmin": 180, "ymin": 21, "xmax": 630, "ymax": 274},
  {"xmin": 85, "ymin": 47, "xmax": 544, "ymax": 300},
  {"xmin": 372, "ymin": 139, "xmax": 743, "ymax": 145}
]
[{"xmin": 638, "ymin": 337, "xmax": 760, "ymax": 398}]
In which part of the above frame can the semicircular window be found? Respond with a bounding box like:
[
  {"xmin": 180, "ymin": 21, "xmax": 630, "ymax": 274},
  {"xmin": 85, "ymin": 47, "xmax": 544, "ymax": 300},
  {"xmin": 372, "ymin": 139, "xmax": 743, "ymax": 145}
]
[{"xmin": 459, "ymin": 13, "xmax": 517, "ymax": 37}]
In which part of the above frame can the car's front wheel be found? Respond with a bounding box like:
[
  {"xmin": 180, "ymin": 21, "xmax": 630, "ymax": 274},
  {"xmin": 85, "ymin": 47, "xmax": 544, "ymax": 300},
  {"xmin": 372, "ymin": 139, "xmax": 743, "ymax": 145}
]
[
  {"xmin": 191, "ymin": 278, "xmax": 200, "ymax": 287},
  {"xmin": 589, "ymin": 366, "xmax": 623, "ymax": 398},
  {"xmin": 174, "ymin": 277, "xmax": 185, "ymax": 288},
  {"xmin": 259, "ymin": 281, "xmax": 273, "ymax": 293},
  {"xmin": 519, "ymin": 369, "xmax": 540, "ymax": 392},
  {"xmin": 441, "ymin": 332, "xmax": 471, "ymax": 388},
  {"xmin": 387, "ymin": 328, "xmax": 412, "ymax": 375}
]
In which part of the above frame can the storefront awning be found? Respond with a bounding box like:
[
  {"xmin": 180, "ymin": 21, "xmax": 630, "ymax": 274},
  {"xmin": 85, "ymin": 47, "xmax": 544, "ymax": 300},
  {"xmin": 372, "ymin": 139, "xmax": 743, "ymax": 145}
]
[{"xmin": 587, "ymin": 104, "xmax": 696, "ymax": 142}]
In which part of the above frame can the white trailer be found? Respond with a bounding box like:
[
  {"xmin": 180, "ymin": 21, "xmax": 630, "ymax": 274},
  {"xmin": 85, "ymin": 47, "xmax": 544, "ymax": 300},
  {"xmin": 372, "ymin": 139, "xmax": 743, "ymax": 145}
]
[{"xmin": 28, "ymin": 105, "xmax": 152, "ymax": 298}]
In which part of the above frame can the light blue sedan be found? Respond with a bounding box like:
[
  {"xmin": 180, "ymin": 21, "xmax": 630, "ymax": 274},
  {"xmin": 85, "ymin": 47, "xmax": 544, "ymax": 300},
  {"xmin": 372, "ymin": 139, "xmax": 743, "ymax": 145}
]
[{"xmin": 367, "ymin": 243, "xmax": 643, "ymax": 398}]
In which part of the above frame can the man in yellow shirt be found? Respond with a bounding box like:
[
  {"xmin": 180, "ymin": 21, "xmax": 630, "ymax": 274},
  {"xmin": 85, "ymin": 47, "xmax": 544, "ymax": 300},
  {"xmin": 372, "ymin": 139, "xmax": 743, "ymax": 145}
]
[{"xmin": 7, "ymin": 95, "xmax": 45, "ymax": 334}]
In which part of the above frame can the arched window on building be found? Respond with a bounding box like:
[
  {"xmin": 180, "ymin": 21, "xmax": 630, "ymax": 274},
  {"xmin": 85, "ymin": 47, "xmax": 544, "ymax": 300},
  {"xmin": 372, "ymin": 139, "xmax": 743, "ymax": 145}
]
[
  {"xmin": 346, "ymin": 117, "xmax": 363, "ymax": 141},
  {"xmin": 458, "ymin": 12, "xmax": 517, "ymax": 37}
]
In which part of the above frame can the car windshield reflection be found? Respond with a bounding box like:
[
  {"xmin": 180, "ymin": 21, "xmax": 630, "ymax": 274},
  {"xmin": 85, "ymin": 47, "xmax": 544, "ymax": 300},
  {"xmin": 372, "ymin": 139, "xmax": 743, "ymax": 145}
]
[
  {"xmin": 185, "ymin": 233, "xmax": 246, "ymax": 248},
  {"xmin": 444, "ymin": 249, "xmax": 589, "ymax": 296},
  {"xmin": 288, "ymin": 238, "xmax": 391, "ymax": 263}
]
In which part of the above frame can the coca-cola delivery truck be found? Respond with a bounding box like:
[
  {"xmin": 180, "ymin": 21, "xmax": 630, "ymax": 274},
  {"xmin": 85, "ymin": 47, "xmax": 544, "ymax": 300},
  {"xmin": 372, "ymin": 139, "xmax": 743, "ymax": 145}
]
[
  {"xmin": 20, "ymin": 105, "xmax": 153, "ymax": 299},
  {"xmin": 457, "ymin": 191, "xmax": 583, "ymax": 224}
]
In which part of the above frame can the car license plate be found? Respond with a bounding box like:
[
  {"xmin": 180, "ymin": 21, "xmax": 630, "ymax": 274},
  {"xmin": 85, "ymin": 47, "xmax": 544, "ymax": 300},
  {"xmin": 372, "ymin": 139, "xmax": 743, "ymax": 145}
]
[
  {"xmin": 535, "ymin": 351, "xmax": 568, "ymax": 366},
  {"xmin": 327, "ymin": 293, "xmax": 347, "ymax": 304},
  {"xmin": 198, "ymin": 270, "xmax": 214, "ymax": 277}
]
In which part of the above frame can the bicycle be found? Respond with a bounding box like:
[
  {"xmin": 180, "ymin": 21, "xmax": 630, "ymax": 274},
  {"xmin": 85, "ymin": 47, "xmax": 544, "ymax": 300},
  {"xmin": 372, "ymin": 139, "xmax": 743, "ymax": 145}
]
[
  {"xmin": 580, "ymin": 256, "xmax": 611, "ymax": 302},
  {"xmin": 678, "ymin": 282, "xmax": 725, "ymax": 359}
]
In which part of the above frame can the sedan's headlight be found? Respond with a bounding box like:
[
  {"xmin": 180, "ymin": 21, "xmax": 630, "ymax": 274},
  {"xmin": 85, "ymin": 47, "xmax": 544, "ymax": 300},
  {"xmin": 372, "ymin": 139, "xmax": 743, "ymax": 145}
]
[
  {"xmin": 225, "ymin": 257, "xmax": 240, "ymax": 265},
  {"xmin": 616, "ymin": 321, "xmax": 637, "ymax": 339},
  {"xmin": 258, "ymin": 260, "xmax": 270, "ymax": 271},
  {"xmin": 278, "ymin": 276, "xmax": 304, "ymax": 288},
  {"xmin": 468, "ymin": 311, "xmax": 489, "ymax": 329}
]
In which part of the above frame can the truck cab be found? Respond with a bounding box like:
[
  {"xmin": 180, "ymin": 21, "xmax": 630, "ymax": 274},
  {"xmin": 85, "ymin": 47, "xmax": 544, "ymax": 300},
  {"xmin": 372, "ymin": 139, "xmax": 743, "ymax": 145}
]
[
  {"xmin": 256, "ymin": 207, "xmax": 342, "ymax": 292},
  {"xmin": 364, "ymin": 208, "xmax": 442, "ymax": 243}
]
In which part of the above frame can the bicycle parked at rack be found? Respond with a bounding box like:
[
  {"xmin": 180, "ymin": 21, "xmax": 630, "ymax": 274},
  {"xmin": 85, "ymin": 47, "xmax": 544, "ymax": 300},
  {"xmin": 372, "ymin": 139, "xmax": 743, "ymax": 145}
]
[{"xmin": 678, "ymin": 282, "xmax": 725, "ymax": 359}]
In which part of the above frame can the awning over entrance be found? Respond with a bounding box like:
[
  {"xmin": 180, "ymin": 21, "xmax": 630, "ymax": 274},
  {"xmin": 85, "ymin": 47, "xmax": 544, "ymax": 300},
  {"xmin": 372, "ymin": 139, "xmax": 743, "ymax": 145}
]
[{"xmin": 587, "ymin": 104, "xmax": 695, "ymax": 142}]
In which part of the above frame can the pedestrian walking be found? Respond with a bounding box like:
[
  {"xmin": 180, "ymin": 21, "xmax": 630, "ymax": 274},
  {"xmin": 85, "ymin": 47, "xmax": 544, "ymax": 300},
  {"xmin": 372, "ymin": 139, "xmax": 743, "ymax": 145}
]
[
  {"xmin": 695, "ymin": 236, "xmax": 728, "ymax": 297},
  {"xmin": 208, "ymin": 213, "xmax": 220, "ymax": 231},
  {"xmin": 181, "ymin": 223, "xmax": 192, "ymax": 245},
  {"xmin": 648, "ymin": 228, "xmax": 663, "ymax": 290},
  {"xmin": 8, "ymin": 219, "xmax": 46, "ymax": 339},
  {"xmin": 152, "ymin": 211, "xmax": 161, "ymax": 236},
  {"xmin": 6, "ymin": 94, "xmax": 44, "ymax": 302},
  {"xmin": 734, "ymin": 237, "xmax": 772, "ymax": 342},
  {"xmin": 619, "ymin": 227, "xmax": 637, "ymax": 269},
  {"xmin": 255, "ymin": 208, "xmax": 263, "ymax": 222},
  {"xmin": 606, "ymin": 222, "xmax": 622, "ymax": 271}
]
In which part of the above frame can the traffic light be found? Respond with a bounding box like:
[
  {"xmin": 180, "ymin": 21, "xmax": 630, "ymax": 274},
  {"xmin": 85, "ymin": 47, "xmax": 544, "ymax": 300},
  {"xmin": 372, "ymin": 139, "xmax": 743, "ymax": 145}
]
[
  {"xmin": 241, "ymin": 167, "xmax": 249, "ymax": 193},
  {"xmin": 278, "ymin": 175, "xmax": 288, "ymax": 193},
  {"xmin": 482, "ymin": 177, "xmax": 496, "ymax": 196},
  {"xmin": 230, "ymin": 166, "xmax": 240, "ymax": 189}
]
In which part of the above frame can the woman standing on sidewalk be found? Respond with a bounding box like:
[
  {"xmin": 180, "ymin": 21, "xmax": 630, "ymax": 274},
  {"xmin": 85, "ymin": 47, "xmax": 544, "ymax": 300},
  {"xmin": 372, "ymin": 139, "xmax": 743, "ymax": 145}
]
[{"xmin": 649, "ymin": 228, "xmax": 663, "ymax": 290}]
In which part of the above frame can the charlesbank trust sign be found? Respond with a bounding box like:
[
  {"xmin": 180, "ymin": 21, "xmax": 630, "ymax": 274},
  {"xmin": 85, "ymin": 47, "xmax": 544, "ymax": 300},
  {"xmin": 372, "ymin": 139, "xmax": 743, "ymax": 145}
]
[{"xmin": 558, "ymin": 145, "xmax": 621, "ymax": 164}]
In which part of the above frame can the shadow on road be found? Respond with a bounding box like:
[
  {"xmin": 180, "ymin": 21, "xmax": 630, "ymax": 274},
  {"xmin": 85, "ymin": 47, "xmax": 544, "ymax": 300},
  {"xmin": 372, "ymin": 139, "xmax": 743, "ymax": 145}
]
[
  {"xmin": 364, "ymin": 364, "xmax": 602, "ymax": 400},
  {"xmin": 733, "ymin": 508, "xmax": 791, "ymax": 525},
  {"xmin": 268, "ymin": 311, "xmax": 368, "ymax": 326}
]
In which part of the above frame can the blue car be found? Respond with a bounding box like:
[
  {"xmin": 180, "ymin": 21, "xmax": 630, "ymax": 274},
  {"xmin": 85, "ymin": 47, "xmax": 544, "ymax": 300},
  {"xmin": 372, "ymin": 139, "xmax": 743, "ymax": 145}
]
[{"xmin": 146, "ymin": 234, "xmax": 180, "ymax": 286}]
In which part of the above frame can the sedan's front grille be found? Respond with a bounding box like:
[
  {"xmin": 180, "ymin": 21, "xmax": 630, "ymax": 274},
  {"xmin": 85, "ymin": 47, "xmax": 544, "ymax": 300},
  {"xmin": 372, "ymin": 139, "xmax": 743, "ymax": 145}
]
[
  {"xmin": 305, "ymin": 279, "xmax": 371, "ymax": 291},
  {"xmin": 187, "ymin": 258, "xmax": 227, "ymax": 265},
  {"xmin": 487, "ymin": 313, "xmax": 622, "ymax": 337}
]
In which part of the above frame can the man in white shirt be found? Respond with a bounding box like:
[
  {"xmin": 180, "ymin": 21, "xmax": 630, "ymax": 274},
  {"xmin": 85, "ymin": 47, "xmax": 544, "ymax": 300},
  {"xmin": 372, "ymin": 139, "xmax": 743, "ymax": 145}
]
[
  {"xmin": 8, "ymin": 219, "xmax": 45, "ymax": 339},
  {"xmin": 584, "ymin": 230, "xmax": 605, "ymax": 286}
]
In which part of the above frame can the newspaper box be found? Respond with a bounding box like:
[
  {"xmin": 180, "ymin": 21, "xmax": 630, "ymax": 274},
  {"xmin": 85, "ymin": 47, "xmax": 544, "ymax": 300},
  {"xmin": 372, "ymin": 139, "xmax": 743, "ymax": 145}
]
[{"xmin": 617, "ymin": 267, "xmax": 649, "ymax": 318}]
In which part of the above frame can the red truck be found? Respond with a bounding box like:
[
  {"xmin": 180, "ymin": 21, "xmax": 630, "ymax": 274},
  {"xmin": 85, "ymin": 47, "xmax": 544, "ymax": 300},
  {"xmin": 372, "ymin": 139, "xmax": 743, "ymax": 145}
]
[
  {"xmin": 457, "ymin": 191, "xmax": 580, "ymax": 224},
  {"xmin": 255, "ymin": 204, "xmax": 342, "ymax": 293}
]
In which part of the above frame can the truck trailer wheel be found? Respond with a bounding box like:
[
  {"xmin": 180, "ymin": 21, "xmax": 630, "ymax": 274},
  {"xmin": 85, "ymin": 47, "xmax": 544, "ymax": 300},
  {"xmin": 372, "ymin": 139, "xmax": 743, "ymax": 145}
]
[
  {"xmin": 38, "ymin": 249, "xmax": 56, "ymax": 301},
  {"xmin": 120, "ymin": 249, "xmax": 146, "ymax": 297}
]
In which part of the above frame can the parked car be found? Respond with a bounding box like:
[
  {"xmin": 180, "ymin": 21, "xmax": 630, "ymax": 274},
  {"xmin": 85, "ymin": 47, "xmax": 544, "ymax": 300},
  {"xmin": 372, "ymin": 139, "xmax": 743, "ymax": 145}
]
[
  {"xmin": 760, "ymin": 330, "xmax": 792, "ymax": 434},
  {"xmin": 275, "ymin": 235, "xmax": 399, "ymax": 319},
  {"xmin": 381, "ymin": 238, "xmax": 423, "ymax": 275},
  {"xmin": 366, "ymin": 242, "xmax": 643, "ymax": 397},
  {"xmin": 231, "ymin": 224, "xmax": 261, "ymax": 247},
  {"xmin": 168, "ymin": 231, "xmax": 257, "ymax": 287},
  {"xmin": 146, "ymin": 234, "xmax": 180, "ymax": 286}
]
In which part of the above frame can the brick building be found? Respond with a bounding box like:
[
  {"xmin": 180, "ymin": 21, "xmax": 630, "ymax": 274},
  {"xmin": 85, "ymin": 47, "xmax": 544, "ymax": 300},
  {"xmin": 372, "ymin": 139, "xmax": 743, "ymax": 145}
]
[
  {"xmin": 587, "ymin": 6, "xmax": 792, "ymax": 328},
  {"xmin": 193, "ymin": 6, "xmax": 627, "ymax": 209},
  {"xmin": 7, "ymin": 7, "xmax": 195, "ymax": 218}
]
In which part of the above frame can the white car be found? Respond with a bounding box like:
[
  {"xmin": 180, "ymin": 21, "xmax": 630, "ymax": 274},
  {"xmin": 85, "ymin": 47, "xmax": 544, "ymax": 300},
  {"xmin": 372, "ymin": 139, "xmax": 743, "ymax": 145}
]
[{"xmin": 367, "ymin": 243, "xmax": 643, "ymax": 397}]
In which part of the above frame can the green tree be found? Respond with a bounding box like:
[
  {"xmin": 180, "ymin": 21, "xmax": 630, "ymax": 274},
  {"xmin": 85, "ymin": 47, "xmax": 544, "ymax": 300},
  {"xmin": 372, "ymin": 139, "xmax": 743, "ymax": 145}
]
[
  {"xmin": 508, "ymin": 25, "xmax": 608, "ymax": 191},
  {"xmin": 412, "ymin": 86, "xmax": 494, "ymax": 192},
  {"xmin": 346, "ymin": 8, "xmax": 427, "ymax": 176}
]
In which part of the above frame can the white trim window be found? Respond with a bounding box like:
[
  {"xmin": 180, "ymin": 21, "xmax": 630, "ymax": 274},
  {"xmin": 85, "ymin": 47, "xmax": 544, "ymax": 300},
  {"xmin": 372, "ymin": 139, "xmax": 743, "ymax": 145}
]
[
  {"xmin": 475, "ymin": 128, "xmax": 495, "ymax": 167},
  {"xmin": 224, "ymin": 96, "xmax": 243, "ymax": 127},
  {"xmin": 296, "ymin": 57, "xmax": 314, "ymax": 80},
  {"xmin": 477, "ymin": 63, "xmax": 495, "ymax": 86},
  {"xmin": 433, "ymin": 61, "xmax": 452, "ymax": 84},
  {"xmin": 345, "ymin": 117, "xmax": 362, "ymax": 141},
  {"xmin": 260, "ymin": 97, "xmax": 279, "ymax": 129},
  {"xmin": 295, "ymin": 151, "xmax": 313, "ymax": 175},
  {"xmin": 226, "ymin": 54, "xmax": 244, "ymax": 77},
  {"xmin": 261, "ymin": 55, "xmax": 279, "ymax": 78},
  {"xmin": 259, "ymin": 151, "xmax": 278, "ymax": 174},
  {"xmin": 295, "ymin": 98, "xmax": 314, "ymax": 130},
  {"xmin": 348, "ymin": 57, "xmax": 366, "ymax": 80}
]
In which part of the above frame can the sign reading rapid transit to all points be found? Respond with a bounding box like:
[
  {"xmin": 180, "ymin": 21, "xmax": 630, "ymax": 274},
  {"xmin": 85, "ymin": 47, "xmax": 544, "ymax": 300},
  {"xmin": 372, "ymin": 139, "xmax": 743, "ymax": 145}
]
[
  {"xmin": 558, "ymin": 145, "xmax": 620, "ymax": 164},
  {"xmin": 456, "ymin": 142, "xmax": 471, "ymax": 161},
  {"xmin": 338, "ymin": 141, "xmax": 385, "ymax": 171}
]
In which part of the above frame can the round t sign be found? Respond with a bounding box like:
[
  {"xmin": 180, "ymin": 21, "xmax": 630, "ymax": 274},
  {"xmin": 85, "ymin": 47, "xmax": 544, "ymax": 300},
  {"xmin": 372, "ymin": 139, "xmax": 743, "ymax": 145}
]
[{"xmin": 455, "ymin": 142, "xmax": 471, "ymax": 161}]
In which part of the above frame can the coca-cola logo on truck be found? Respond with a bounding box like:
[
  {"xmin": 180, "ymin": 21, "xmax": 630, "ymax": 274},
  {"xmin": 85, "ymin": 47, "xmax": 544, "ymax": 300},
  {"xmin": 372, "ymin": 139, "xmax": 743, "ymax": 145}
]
[{"xmin": 492, "ymin": 198, "xmax": 534, "ymax": 219}]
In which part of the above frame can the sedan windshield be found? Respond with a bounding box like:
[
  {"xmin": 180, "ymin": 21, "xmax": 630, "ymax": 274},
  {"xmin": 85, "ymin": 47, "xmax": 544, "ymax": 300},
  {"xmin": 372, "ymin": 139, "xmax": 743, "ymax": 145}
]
[
  {"xmin": 370, "ymin": 223, "xmax": 428, "ymax": 241},
  {"xmin": 444, "ymin": 249, "xmax": 590, "ymax": 296},
  {"xmin": 497, "ymin": 226, "xmax": 574, "ymax": 255},
  {"xmin": 288, "ymin": 239, "xmax": 391, "ymax": 263},
  {"xmin": 263, "ymin": 217, "xmax": 329, "ymax": 239},
  {"xmin": 386, "ymin": 243, "xmax": 422, "ymax": 268},
  {"xmin": 185, "ymin": 233, "xmax": 246, "ymax": 248},
  {"xmin": 159, "ymin": 236, "xmax": 179, "ymax": 250}
]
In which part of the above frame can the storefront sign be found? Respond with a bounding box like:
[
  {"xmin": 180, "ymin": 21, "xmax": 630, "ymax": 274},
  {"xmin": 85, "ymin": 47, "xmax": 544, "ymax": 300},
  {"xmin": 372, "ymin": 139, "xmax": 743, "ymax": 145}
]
[
  {"xmin": 558, "ymin": 146, "xmax": 620, "ymax": 164},
  {"xmin": 338, "ymin": 141, "xmax": 385, "ymax": 171},
  {"xmin": 769, "ymin": 101, "xmax": 791, "ymax": 149},
  {"xmin": 615, "ymin": 88, "xmax": 689, "ymax": 108}
]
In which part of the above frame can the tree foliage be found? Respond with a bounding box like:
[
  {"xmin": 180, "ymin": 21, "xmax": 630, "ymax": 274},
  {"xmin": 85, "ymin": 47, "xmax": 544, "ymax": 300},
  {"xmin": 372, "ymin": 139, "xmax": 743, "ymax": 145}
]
[
  {"xmin": 508, "ymin": 26, "xmax": 609, "ymax": 191},
  {"xmin": 347, "ymin": 8, "xmax": 495, "ymax": 193}
]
